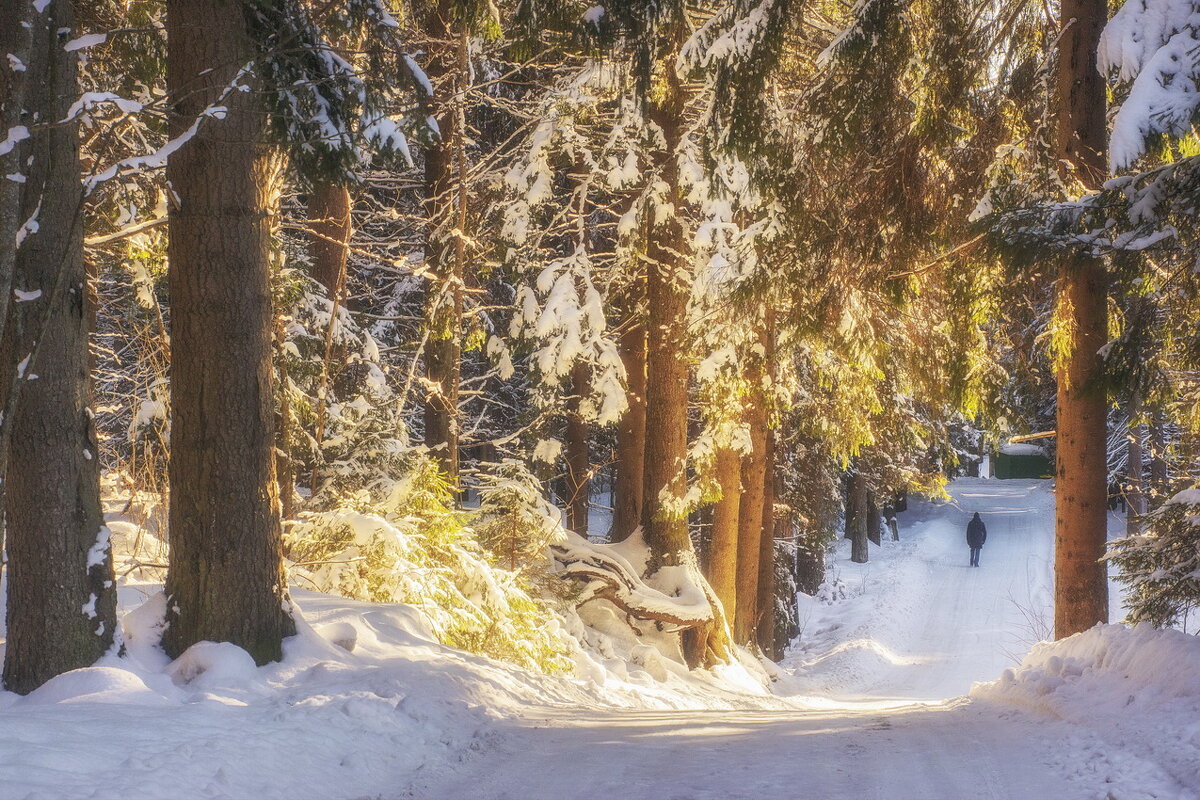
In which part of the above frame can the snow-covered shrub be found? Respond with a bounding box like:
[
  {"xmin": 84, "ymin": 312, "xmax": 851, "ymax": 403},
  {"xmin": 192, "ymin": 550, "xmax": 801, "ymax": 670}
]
[
  {"xmin": 285, "ymin": 460, "xmax": 575, "ymax": 673},
  {"xmin": 1109, "ymin": 484, "xmax": 1200, "ymax": 629},
  {"xmin": 274, "ymin": 266, "xmax": 409, "ymax": 508},
  {"xmin": 473, "ymin": 459, "xmax": 568, "ymax": 574}
]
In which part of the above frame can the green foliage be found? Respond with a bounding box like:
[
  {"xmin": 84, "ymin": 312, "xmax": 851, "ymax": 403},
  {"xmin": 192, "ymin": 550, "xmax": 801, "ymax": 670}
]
[
  {"xmin": 1110, "ymin": 485, "xmax": 1200, "ymax": 629},
  {"xmin": 286, "ymin": 459, "xmax": 576, "ymax": 673}
]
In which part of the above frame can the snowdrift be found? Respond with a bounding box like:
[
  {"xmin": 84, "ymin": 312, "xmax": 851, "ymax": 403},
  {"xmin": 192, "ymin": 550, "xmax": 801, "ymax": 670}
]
[
  {"xmin": 971, "ymin": 623, "xmax": 1200, "ymax": 789},
  {"xmin": 0, "ymin": 586, "xmax": 785, "ymax": 800}
]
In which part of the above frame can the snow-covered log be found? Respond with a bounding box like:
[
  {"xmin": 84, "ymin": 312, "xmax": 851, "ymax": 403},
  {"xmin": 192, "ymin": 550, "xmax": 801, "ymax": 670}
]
[{"xmin": 550, "ymin": 531, "xmax": 732, "ymax": 667}]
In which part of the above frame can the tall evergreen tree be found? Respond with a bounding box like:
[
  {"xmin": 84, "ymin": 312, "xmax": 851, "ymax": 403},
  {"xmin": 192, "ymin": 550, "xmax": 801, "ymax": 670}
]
[
  {"xmin": 162, "ymin": 0, "xmax": 296, "ymax": 664},
  {"xmin": 1052, "ymin": 0, "xmax": 1110, "ymax": 639},
  {"xmin": 1, "ymin": 0, "xmax": 118, "ymax": 694}
]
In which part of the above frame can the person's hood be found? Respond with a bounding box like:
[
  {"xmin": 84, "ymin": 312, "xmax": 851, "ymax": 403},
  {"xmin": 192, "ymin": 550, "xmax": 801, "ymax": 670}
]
[{"xmin": 972, "ymin": 512, "xmax": 981, "ymax": 521}]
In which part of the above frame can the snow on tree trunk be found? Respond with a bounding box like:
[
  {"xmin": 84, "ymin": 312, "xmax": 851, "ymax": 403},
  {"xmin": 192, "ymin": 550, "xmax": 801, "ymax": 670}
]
[
  {"xmin": 1053, "ymin": 0, "xmax": 1109, "ymax": 640},
  {"xmin": 1, "ymin": 0, "xmax": 117, "ymax": 694},
  {"xmin": 163, "ymin": 0, "xmax": 295, "ymax": 665}
]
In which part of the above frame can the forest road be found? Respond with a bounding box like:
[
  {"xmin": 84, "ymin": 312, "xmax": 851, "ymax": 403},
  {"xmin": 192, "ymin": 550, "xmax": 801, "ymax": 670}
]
[{"xmin": 401, "ymin": 479, "xmax": 1178, "ymax": 800}]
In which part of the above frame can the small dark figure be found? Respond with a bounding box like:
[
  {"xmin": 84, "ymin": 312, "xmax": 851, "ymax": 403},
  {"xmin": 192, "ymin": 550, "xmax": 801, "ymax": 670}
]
[{"xmin": 966, "ymin": 512, "xmax": 987, "ymax": 567}]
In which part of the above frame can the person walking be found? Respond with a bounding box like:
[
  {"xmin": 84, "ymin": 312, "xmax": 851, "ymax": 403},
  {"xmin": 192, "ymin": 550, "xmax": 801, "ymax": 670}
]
[{"xmin": 966, "ymin": 512, "xmax": 987, "ymax": 567}]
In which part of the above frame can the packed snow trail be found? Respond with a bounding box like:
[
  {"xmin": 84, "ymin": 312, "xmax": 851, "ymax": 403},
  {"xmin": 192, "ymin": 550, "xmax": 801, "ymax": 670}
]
[
  {"xmin": 404, "ymin": 480, "xmax": 1188, "ymax": 800},
  {"xmin": 786, "ymin": 478, "xmax": 1070, "ymax": 703}
]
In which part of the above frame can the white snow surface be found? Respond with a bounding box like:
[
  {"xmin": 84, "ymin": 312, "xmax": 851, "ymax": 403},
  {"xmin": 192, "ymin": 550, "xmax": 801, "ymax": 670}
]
[{"xmin": 2, "ymin": 478, "xmax": 1197, "ymax": 799}]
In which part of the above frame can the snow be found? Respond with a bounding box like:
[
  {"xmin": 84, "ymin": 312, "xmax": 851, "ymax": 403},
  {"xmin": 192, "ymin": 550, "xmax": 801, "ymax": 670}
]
[
  {"xmin": 973, "ymin": 623, "xmax": 1200, "ymax": 791},
  {"xmin": 1, "ymin": 478, "xmax": 1195, "ymax": 799},
  {"xmin": 998, "ymin": 441, "xmax": 1047, "ymax": 456},
  {"xmin": 63, "ymin": 33, "xmax": 107, "ymax": 52},
  {"xmin": 1099, "ymin": 0, "xmax": 1200, "ymax": 170}
]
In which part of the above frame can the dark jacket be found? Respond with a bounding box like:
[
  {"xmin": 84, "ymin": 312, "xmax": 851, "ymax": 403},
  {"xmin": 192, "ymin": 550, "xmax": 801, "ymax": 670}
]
[{"xmin": 966, "ymin": 513, "xmax": 987, "ymax": 548}]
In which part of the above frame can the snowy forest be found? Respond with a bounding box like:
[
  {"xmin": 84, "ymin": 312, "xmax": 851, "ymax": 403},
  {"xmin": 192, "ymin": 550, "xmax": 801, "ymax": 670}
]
[{"xmin": 1, "ymin": 0, "xmax": 1199, "ymax": 796}]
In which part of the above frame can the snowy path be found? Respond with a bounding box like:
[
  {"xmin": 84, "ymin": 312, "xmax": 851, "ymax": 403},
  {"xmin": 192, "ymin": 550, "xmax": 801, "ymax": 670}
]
[{"xmin": 405, "ymin": 480, "xmax": 1187, "ymax": 800}]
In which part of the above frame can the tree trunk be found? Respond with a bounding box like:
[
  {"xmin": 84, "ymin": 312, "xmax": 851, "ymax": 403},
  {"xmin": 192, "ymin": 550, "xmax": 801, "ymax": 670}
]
[
  {"xmin": 303, "ymin": 183, "xmax": 352, "ymax": 503},
  {"xmin": 640, "ymin": 85, "xmax": 691, "ymax": 571},
  {"xmin": 867, "ymin": 494, "xmax": 882, "ymax": 546},
  {"xmin": 849, "ymin": 469, "xmax": 869, "ymax": 564},
  {"xmin": 756, "ymin": 428, "xmax": 777, "ymax": 656},
  {"xmin": 565, "ymin": 361, "xmax": 590, "ymax": 535},
  {"xmin": 795, "ymin": 531, "xmax": 825, "ymax": 596},
  {"xmin": 2, "ymin": 0, "xmax": 117, "ymax": 694},
  {"xmin": 612, "ymin": 286, "xmax": 646, "ymax": 542},
  {"xmin": 0, "ymin": 0, "xmax": 33, "ymax": 375},
  {"xmin": 734, "ymin": 381, "xmax": 767, "ymax": 644},
  {"xmin": 1148, "ymin": 409, "xmax": 1168, "ymax": 497},
  {"xmin": 1053, "ymin": 0, "xmax": 1109, "ymax": 639},
  {"xmin": 1125, "ymin": 395, "xmax": 1146, "ymax": 536},
  {"xmin": 885, "ymin": 506, "xmax": 900, "ymax": 541},
  {"xmin": 306, "ymin": 183, "xmax": 351, "ymax": 296},
  {"xmin": 163, "ymin": 0, "xmax": 295, "ymax": 665},
  {"xmin": 708, "ymin": 445, "xmax": 741, "ymax": 622},
  {"xmin": 422, "ymin": 20, "xmax": 467, "ymax": 487}
]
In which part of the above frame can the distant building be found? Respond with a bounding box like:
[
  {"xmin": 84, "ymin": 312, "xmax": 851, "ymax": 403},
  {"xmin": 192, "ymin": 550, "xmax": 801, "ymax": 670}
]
[{"xmin": 994, "ymin": 442, "xmax": 1053, "ymax": 479}]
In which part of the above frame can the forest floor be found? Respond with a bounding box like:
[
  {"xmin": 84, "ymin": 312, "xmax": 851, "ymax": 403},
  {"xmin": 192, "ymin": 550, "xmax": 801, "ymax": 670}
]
[{"xmin": 2, "ymin": 479, "xmax": 1197, "ymax": 800}]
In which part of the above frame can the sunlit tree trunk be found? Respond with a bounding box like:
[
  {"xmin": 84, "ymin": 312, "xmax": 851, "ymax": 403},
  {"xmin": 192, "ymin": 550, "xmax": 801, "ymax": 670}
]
[
  {"xmin": 163, "ymin": 0, "xmax": 295, "ymax": 664},
  {"xmin": 640, "ymin": 102, "xmax": 690, "ymax": 570},
  {"xmin": 2, "ymin": 0, "xmax": 117, "ymax": 693},
  {"xmin": 1053, "ymin": 0, "xmax": 1109, "ymax": 639},
  {"xmin": 734, "ymin": 368, "xmax": 767, "ymax": 644},
  {"xmin": 708, "ymin": 445, "xmax": 741, "ymax": 621}
]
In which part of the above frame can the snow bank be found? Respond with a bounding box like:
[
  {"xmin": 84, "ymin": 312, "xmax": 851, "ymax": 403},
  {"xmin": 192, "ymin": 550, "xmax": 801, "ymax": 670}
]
[
  {"xmin": 972, "ymin": 624, "xmax": 1200, "ymax": 789},
  {"xmin": 0, "ymin": 584, "xmax": 792, "ymax": 800}
]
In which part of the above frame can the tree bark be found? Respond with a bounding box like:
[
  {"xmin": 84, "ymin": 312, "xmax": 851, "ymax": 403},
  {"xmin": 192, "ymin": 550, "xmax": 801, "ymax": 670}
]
[
  {"xmin": 849, "ymin": 469, "xmax": 869, "ymax": 564},
  {"xmin": 2, "ymin": 0, "xmax": 117, "ymax": 694},
  {"xmin": 306, "ymin": 183, "xmax": 351, "ymax": 297},
  {"xmin": 1125, "ymin": 395, "xmax": 1146, "ymax": 536},
  {"xmin": 1053, "ymin": 0, "xmax": 1109, "ymax": 639},
  {"xmin": 640, "ymin": 83, "xmax": 691, "ymax": 572},
  {"xmin": 163, "ymin": 0, "xmax": 295, "ymax": 665},
  {"xmin": 756, "ymin": 428, "xmax": 778, "ymax": 656},
  {"xmin": 867, "ymin": 494, "xmax": 882, "ymax": 546},
  {"xmin": 1148, "ymin": 409, "xmax": 1168, "ymax": 496},
  {"xmin": 422, "ymin": 18, "xmax": 467, "ymax": 487},
  {"xmin": 734, "ymin": 379, "xmax": 767, "ymax": 644},
  {"xmin": 708, "ymin": 445, "xmax": 741, "ymax": 623},
  {"xmin": 308, "ymin": 183, "xmax": 352, "ymax": 498},
  {"xmin": 611, "ymin": 285, "xmax": 646, "ymax": 542},
  {"xmin": 565, "ymin": 361, "xmax": 590, "ymax": 535}
]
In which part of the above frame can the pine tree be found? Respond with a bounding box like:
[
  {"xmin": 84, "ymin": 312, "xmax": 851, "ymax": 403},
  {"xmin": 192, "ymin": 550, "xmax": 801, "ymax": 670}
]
[
  {"xmin": 1, "ymin": 0, "xmax": 118, "ymax": 694},
  {"xmin": 162, "ymin": 0, "xmax": 296, "ymax": 664},
  {"xmin": 1052, "ymin": 0, "xmax": 1110, "ymax": 639}
]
